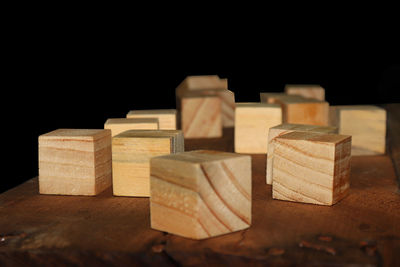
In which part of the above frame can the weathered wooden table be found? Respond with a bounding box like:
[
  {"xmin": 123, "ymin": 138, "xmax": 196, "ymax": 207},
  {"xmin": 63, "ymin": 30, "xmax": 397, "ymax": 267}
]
[{"xmin": 1, "ymin": 104, "xmax": 399, "ymax": 266}]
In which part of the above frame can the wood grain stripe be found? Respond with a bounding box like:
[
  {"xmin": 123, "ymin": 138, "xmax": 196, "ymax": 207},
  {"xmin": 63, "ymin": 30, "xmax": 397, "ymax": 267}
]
[{"xmin": 220, "ymin": 162, "xmax": 250, "ymax": 201}]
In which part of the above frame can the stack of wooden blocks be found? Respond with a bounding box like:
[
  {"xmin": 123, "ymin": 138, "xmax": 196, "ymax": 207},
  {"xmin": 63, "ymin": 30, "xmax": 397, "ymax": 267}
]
[{"xmin": 37, "ymin": 76, "xmax": 387, "ymax": 240}]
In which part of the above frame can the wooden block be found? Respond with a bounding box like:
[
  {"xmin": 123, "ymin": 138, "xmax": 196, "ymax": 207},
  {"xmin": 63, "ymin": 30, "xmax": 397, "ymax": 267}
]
[
  {"xmin": 266, "ymin": 123, "xmax": 338, "ymax": 184},
  {"xmin": 176, "ymin": 75, "xmax": 228, "ymax": 92},
  {"xmin": 126, "ymin": 109, "xmax": 177, "ymax": 130},
  {"xmin": 260, "ymin": 93, "xmax": 300, "ymax": 104},
  {"xmin": 112, "ymin": 130, "xmax": 184, "ymax": 197},
  {"xmin": 235, "ymin": 103, "xmax": 282, "ymax": 154},
  {"xmin": 150, "ymin": 150, "xmax": 251, "ymax": 240},
  {"xmin": 38, "ymin": 129, "xmax": 112, "ymax": 196},
  {"xmin": 272, "ymin": 131, "xmax": 351, "ymax": 205},
  {"xmin": 330, "ymin": 105, "xmax": 386, "ymax": 155},
  {"xmin": 104, "ymin": 118, "xmax": 159, "ymax": 136},
  {"xmin": 181, "ymin": 94, "xmax": 223, "ymax": 138},
  {"xmin": 285, "ymin": 84, "xmax": 325, "ymax": 101}
]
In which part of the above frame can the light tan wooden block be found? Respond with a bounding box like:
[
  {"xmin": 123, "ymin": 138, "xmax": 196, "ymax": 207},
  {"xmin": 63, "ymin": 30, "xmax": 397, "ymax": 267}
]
[
  {"xmin": 181, "ymin": 95, "xmax": 223, "ymax": 138},
  {"xmin": 285, "ymin": 84, "xmax": 325, "ymax": 101},
  {"xmin": 329, "ymin": 105, "xmax": 386, "ymax": 155},
  {"xmin": 104, "ymin": 118, "xmax": 159, "ymax": 136},
  {"xmin": 126, "ymin": 109, "xmax": 177, "ymax": 130},
  {"xmin": 272, "ymin": 131, "xmax": 351, "ymax": 205},
  {"xmin": 112, "ymin": 130, "xmax": 184, "ymax": 197},
  {"xmin": 235, "ymin": 103, "xmax": 282, "ymax": 154},
  {"xmin": 39, "ymin": 129, "xmax": 112, "ymax": 196},
  {"xmin": 150, "ymin": 150, "xmax": 251, "ymax": 240},
  {"xmin": 266, "ymin": 124, "xmax": 338, "ymax": 184},
  {"xmin": 176, "ymin": 75, "xmax": 228, "ymax": 92}
]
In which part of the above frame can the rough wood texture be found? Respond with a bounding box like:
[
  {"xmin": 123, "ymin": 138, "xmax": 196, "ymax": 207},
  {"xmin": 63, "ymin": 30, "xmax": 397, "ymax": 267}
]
[
  {"xmin": 235, "ymin": 103, "xmax": 282, "ymax": 154},
  {"xmin": 38, "ymin": 129, "xmax": 112, "ymax": 196},
  {"xmin": 126, "ymin": 109, "xmax": 177, "ymax": 130},
  {"xmin": 330, "ymin": 105, "xmax": 387, "ymax": 155},
  {"xmin": 285, "ymin": 84, "xmax": 325, "ymax": 101},
  {"xmin": 176, "ymin": 75, "xmax": 228, "ymax": 92},
  {"xmin": 0, "ymin": 105, "xmax": 399, "ymax": 266},
  {"xmin": 150, "ymin": 150, "xmax": 251, "ymax": 240},
  {"xmin": 272, "ymin": 131, "xmax": 352, "ymax": 205},
  {"xmin": 266, "ymin": 124, "xmax": 338, "ymax": 184},
  {"xmin": 181, "ymin": 95, "xmax": 222, "ymax": 138},
  {"xmin": 104, "ymin": 118, "xmax": 159, "ymax": 136},
  {"xmin": 112, "ymin": 130, "xmax": 184, "ymax": 197}
]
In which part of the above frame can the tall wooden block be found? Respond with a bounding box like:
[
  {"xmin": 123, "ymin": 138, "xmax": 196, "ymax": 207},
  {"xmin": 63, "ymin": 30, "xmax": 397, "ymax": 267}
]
[
  {"xmin": 39, "ymin": 129, "xmax": 112, "ymax": 196},
  {"xmin": 150, "ymin": 150, "xmax": 251, "ymax": 240},
  {"xmin": 266, "ymin": 124, "xmax": 338, "ymax": 184},
  {"xmin": 126, "ymin": 109, "xmax": 177, "ymax": 130},
  {"xmin": 330, "ymin": 105, "xmax": 386, "ymax": 155},
  {"xmin": 235, "ymin": 103, "xmax": 282, "ymax": 154},
  {"xmin": 112, "ymin": 130, "xmax": 184, "ymax": 197},
  {"xmin": 104, "ymin": 118, "xmax": 159, "ymax": 136},
  {"xmin": 181, "ymin": 95, "xmax": 222, "ymax": 138},
  {"xmin": 272, "ymin": 132, "xmax": 352, "ymax": 206},
  {"xmin": 285, "ymin": 84, "xmax": 325, "ymax": 101}
]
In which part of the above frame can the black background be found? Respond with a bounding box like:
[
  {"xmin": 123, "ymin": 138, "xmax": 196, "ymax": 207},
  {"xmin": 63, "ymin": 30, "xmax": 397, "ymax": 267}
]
[{"xmin": 2, "ymin": 13, "xmax": 400, "ymax": 193}]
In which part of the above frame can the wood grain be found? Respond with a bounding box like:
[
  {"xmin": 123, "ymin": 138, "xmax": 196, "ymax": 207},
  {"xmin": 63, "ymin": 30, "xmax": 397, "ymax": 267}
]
[
  {"xmin": 126, "ymin": 109, "xmax": 177, "ymax": 130},
  {"xmin": 235, "ymin": 103, "xmax": 282, "ymax": 154},
  {"xmin": 104, "ymin": 118, "xmax": 159, "ymax": 136},
  {"xmin": 38, "ymin": 129, "xmax": 112, "ymax": 196},
  {"xmin": 285, "ymin": 84, "xmax": 325, "ymax": 101},
  {"xmin": 266, "ymin": 123, "xmax": 338, "ymax": 184},
  {"xmin": 272, "ymin": 131, "xmax": 352, "ymax": 205},
  {"xmin": 330, "ymin": 105, "xmax": 387, "ymax": 155},
  {"xmin": 150, "ymin": 150, "xmax": 251, "ymax": 239},
  {"xmin": 112, "ymin": 130, "xmax": 184, "ymax": 197}
]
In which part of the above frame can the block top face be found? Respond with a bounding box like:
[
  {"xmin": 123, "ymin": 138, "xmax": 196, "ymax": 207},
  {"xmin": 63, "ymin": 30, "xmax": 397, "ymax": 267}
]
[
  {"xmin": 333, "ymin": 105, "xmax": 385, "ymax": 112},
  {"xmin": 276, "ymin": 131, "xmax": 351, "ymax": 146},
  {"xmin": 105, "ymin": 118, "xmax": 159, "ymax": 125},
  {"xmin": 285, "ymin": 84, "xmax": 323, "ymax": 89},
  {"xmin": 114, "ymin": 130, "xmax": 182, "ymax": 139},
  {"xmin": 236, "ymin": 102, "xmax": 281, "ymax": 109},
  {"xmin": 152, "ymin": 150, "xmax": 250, "ymax": 164},
  {"xmin": 127, "ymin": 109, "xmax": 177, "ymax": 116},
  {"xmin": 270, "ymin": 123, "xmax": 337, "ymax": 133},
  {"xmin": 39, "ymin": 129, "xmax": 110, "ymax": 141}
]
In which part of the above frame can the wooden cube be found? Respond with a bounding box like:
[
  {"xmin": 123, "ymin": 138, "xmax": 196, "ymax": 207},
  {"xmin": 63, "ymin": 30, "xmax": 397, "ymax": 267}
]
[
  {"xmin": 181, "ymin": 94, "xmax": 223, "ymax": 138},
  {"xmin": 176, "ymin": 75, "xmax": 228, "ymax": 91},
  {"xmin": 266, "ymin": 123, "xmax": 338, "ymax": 184},
  {"xmin": 126, "ymin": 109, "xmax": 177, "ymax": 130},
  {"xmin": 112, "ymin": 130, "xmax": 184, "ymax": 197},
  {"xmin": 235, "ymin": 103, "xmax": 282, "ymax": 154},
  {"xmin": 39, "ymin": 129, "xmax": 112, "ymax": 196},
  {"xmin": 150, "ymin": 150, "xmax": 251, "ymax": 239},
  {"xmin": 329, "ymin": 105, "xmax": 386, "ymax": 155},
  {"xmin": 285, "ymin": 84, "xmax": 325, "ymax": 101},
  {"xmin": 104, "ymin": 118, "xmax": 159, "ymax": 136},
  {"xmin": 272, "ymin": 131, "xmax": 351, "ymax": 205}
]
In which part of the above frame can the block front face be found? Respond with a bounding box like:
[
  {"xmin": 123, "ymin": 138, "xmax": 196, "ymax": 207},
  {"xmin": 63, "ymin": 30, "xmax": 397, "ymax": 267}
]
[
  {"xmin": 285, "ymin": 85, "xmax": 325, "ymax": 101},
  {"xmin": 39, "ymin": 129, "xmax": 112, "ymax": 196},
  {"xmin": 150, "ymin": 150, "xmax": 251, "ymax": 239},
  {"xmin": 272, "ymin": 132, "xmax": 351, "ymax": 206},
  {"xmin": 235, "ymin": 103, "xmax": 282, "ymax": 154},
  {"xmin": 181, "ymin": 96, "xmax": 222, "ymax": 138},
  {"xmin": 104, "ymin": 118, "xmax": 159, "ymax": 136},
  {"xmin": 285, "ymin": 102, "xmax": 329, "ymax": 126},
  {"xmin": 126, "ymin": 109, "xmax": 177, "ymax": 130}
]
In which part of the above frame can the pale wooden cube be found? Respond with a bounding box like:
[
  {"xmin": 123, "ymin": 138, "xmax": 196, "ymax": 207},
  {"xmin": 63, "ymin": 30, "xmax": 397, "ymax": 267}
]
[
  {"xmin": 285, "ymin": 84, "xmax": 325, "ymax": 101},
  {"xmin": 39, "ymin": 129, "xmax": 112, "ymax": 196},
  {"xmin": 330, "ymin": 105, "xmax": 386, "ymax": 155},
  {"xmin": 126, "ymin": 109, "xmax": 177, "ymax": 130},
  {"xmin": 266, "ymin": 123, "xmax": 338, "ymax": 184},
  {"xmin": 150, "ymin": 150, "xmax": 251, "ymax": 240},
  {"xmin": 235, "ymin": 103, "xmax": 282, "ymax": 154},
  {"xmin": 272, "ymin": 131, "xmax": 351, "ymax": 206},
  {"xmin": 181, "ymin": 95, "xmax": 222, "ymax": 138},
  {"xmin": 104, "ymin": 118, "xmax": 159, "ymax": 136},
  {"xmin": 112, "ymin": 130, "xmax": 184, "ymax": 197}
]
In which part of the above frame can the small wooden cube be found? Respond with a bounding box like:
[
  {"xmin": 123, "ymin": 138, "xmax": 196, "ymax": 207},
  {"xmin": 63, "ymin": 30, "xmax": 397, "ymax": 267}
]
[
  {"xmin": 272, "ymin": 131, "xmax": 351, "ymax": 205},
  {"xmin": 181, "ymin": 95, "xmax": 222, "ymax": 138},
  {"xmin": 235, "ymin": 103, "xmax": 282, "ymax": 154},
  {"xmin": 126, "ymin": 109, "xmax": 177, "ymax": 130},
  {"xmin": 112, "ymin": 130, "xmax": 184, "ymax": 197},
  {"xmin": 329, "ymin": 105, "xmax": 386, "ymax": 155},
  {"xmin": 266, "ymin": 124, "xmax": 338, "ymax": 184},
  {"xmin": 176, "ymin": 75, "xmax": 228, "ymax": 91},
  {"xmin": 39, "ymin": 129, "xmax": 112, "ymax": 196},
  {"xmin": 285, "ymin": 84, "xmax": 325, "ymax": 101},
  {"xmin": 104, "ymin": 118, "xmax": 159, "ymax": 136},
  {"xmin": 150, "ymin": 150, "xmax": 251, "ymax": 239}
]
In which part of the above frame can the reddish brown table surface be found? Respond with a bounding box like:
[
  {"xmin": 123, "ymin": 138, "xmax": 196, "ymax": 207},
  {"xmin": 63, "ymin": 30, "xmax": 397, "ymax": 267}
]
[{"xmin": 1, "ymin": 104, "xmax": 399, "ymax": 266}]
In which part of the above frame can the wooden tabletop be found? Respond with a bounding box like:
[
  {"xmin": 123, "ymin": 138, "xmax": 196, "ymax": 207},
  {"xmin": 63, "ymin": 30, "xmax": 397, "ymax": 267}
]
[{"xmin": 1, "ymin": 104, "xmax": 399, "ymax": 266}]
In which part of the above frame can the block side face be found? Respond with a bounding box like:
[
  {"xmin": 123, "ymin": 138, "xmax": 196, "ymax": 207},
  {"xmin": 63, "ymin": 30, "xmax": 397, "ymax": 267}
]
[
  {"xmin": 285, "ymin": 85, "xmax": 325, "ymax": 101},
  {"xmin": 105, "ymin": 119, "xmax": 159, "ymax": 136},
  {"xmin": 126, "ymin": 111, "xmax": 177, "ymax": 130},
  {"xmin": 217, "ymin": 90, "xmax": 235, "ymax": 127},
  {"xmin": 332, "ymin": 138, "xmax": 352, "ymax": 204},
  {"xmin": 94, "ymin": 134, "xmax": 112, "ymax": 194}
]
